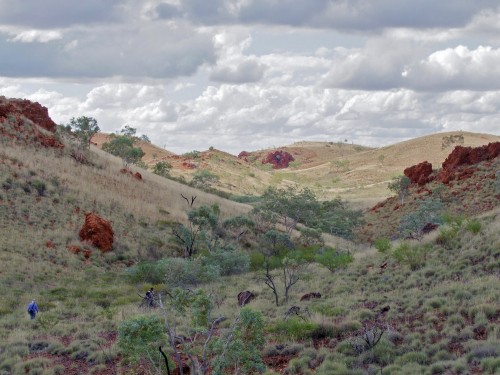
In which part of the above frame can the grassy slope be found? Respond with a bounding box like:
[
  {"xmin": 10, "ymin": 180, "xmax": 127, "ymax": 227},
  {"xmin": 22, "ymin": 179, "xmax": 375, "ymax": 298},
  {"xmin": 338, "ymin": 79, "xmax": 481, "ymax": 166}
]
[
  {"xmin": 1, "ymin": 130, "xmax": 499, "ymax": 374},
  {"xmin": 93, "ymin": 131, "xmax": 500, "ymax": 208}
]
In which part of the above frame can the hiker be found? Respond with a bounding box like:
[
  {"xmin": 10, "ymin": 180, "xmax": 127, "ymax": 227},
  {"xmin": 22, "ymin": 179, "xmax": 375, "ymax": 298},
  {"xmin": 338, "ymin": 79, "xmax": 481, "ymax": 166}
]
[
  {"xmin": 145, "ymin": 288, "xmax": 155, "ymax": 307},
  {"xmin": 27, "ymin": 299, "xmax": 38, "ymax": 320}
]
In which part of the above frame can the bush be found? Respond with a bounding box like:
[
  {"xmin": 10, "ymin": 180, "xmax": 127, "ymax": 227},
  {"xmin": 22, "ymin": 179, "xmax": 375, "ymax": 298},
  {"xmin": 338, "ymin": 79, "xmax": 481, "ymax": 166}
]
[
  {"xmin": 202, "ymin": 250, "xmax": 250, "ymax": 276},
  {"xmin": 392, "ymin": 242, "xmax": 430, "ymax": 270},
  {"xmin": 270, "ymin": 318, "xmax": 319, "ymax": 341},
  {"xmin": 465, "ymin": 219, "xmax": 481, "ymax": 234},
  {"xmin": 374, "ymin": 237, "xmax": 392, "ymax": 253},
  {"xmin": 315, "ymin": 248, "xmax": 353, "ymax": 273}
]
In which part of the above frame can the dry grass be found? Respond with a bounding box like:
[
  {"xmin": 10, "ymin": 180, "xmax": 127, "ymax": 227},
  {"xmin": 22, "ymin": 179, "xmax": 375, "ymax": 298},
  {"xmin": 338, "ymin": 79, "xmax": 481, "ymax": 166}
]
[{"xmin": 1, "ymin": 128, "xmax": 499, "ymax": 374}]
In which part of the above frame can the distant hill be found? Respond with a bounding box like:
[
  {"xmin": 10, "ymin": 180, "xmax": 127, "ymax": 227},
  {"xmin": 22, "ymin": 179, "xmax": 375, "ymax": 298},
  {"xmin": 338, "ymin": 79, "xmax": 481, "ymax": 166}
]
[{"xmin": 93, "ymin": 131, "xmax": 500, "ymax": 207}]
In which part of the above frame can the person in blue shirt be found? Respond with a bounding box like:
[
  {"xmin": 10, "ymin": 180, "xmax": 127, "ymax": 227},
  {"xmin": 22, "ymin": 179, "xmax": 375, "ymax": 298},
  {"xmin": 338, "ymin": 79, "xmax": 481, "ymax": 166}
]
[{"xmin": 27, "ymin": 300, "xmax": 38, "ymax": 320}]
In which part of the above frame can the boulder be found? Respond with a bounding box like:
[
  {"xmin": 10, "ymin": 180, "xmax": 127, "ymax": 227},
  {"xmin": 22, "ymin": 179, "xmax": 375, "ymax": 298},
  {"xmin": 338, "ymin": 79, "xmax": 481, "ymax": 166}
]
[
  {"xmin": 237, "ymin": 291, "xmax": 255, "ymax": 307},
  {"xmin": 79, "ymin": 212, "xmax": 114, "ymax": 252},
  {"xmin": 404, "ymin": 161, "xmax": 433, "ymax": 185},
  {"xmin": 300, "ymin": 292, "xmax": 322, "ymax": 301}
]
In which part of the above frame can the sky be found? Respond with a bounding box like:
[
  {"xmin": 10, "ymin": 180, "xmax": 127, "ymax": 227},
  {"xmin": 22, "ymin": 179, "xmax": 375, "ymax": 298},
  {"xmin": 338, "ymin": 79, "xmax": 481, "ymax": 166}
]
[{"xmin": 1, "ymin": 1, "xmax": 500, "ymax": 155}]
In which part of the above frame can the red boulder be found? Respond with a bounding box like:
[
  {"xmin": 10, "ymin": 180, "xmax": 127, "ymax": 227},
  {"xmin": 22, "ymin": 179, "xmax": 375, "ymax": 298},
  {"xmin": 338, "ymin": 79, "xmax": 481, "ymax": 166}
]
[
  {"xmin": 79, "ymin": 213, "xmax": 114, "ymax": 252},
  {"xmin": 404, "ymin": 161, "xmax": 433, "ymax": 185}
]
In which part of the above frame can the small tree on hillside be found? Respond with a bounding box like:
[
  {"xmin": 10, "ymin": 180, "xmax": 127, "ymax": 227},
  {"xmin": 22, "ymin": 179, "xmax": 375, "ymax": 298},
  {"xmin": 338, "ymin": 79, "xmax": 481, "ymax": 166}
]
[
  {"xmin": 260, "ymin": 186, "xmax": 320, "ymax": 234},
  {"xmin": 388, "ymin": 175, "xmax": 411, "ymax": 205},
  {"xmin": 152, "ymin": 161, "xmax": 172, "ymax": 178},
  {"xmin": 69, "ymin": 116, "xmax": 100, "ymax": 148},
  {"xmin": 102, "ymin": 134, "xmax": 145, "ymax": 166},
  {"xmin": 191, "ymin": 169, "xmax": 220, "ymax": 190}
]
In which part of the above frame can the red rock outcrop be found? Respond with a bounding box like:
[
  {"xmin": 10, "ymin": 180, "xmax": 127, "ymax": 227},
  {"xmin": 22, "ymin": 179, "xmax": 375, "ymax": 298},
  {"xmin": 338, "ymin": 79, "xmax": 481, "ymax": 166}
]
[
  {"xmin": 438, "ymin": 142, "xmax": 500, "ymax": 184},
  {"xmin": 79, "ymin": 213, "xmax": 114, "ymax": 252},
  {"xmin": 238, "ymin": 151, "xmax": 251, "ymax": 161},
  {"xmin": 0, "ymin": 96, "xmax": 63, "ymax": 149},
  {"xmin": 262, "ymin": 150, "xmax": 295, "ymax": 169},
  {"xmin": 404, "ymin": 161, "xmax": 433, "ymax": 185}
]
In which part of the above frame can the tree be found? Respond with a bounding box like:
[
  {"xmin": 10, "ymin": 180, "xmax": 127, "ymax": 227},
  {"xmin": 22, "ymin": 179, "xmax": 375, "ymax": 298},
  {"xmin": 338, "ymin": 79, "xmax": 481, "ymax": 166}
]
[
  {"xmin": 120, "ymin": 125, "xmax": 137, "ymax": 137},
  {"xmin": 153, "ymin": 161, "xmax": 172, "ymax": 178},
  {"xmin": 171, "ymin": 204, "xmax": 220, "ymax": 257},
  {"xmin": 191, "ymin": 169, "xmax": 219, "ymax": 189},
  {"xmin": 69, "ymin": 116, "xmax": 100, "ymax": 147},
  {"xmin": 102, "ymin": 134, "xmax": 145, "ymax": 166},
  {"xmin": 388, "ymin": 176, "xmax": 411, "ymax": 205},
  {"xmin": 261, "ymin": 229, "xmax": 293, "ymax": 256},
  {"xmin": 261, "ymin": 254, "xmax": 308, "ymax": 306},
  {"xmin": 315, "ymin": 247, "xmax": 353, "ymax": 273},
  {"xmin": 308, "ymin": 198, "xmax": 364, "ymax": 240},
  {"xmin": 260, "ymin": 186, "xmax": 320, "ymax": 234}
]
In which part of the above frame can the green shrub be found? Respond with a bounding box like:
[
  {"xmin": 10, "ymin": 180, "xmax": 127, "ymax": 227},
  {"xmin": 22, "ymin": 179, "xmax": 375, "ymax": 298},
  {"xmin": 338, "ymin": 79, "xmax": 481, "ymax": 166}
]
[
  {"xmin": 482, "ymin": 357, "xmax": 500, "ymax": 374},
  {"xmin": 374, "ymin": 237, "xmax": 392, "ymax": 253},
  {"xmin": 118, "ymin": 315, "xmax": 166, "ymax": 364},
  {"xmin": 270, "ymin": 318, "xmax": 319, "ymax": 341},
  {"xmin": 394, "ymin": 351, "xmax": 429, "ymax": 366},
  {"xmin": 202, "ymin": 250, "xmax": 249, "ymax": 276},
  {"xmin": 465, "ymin": 219, "xmax": 481, "ymax": 234},
  {"xmin": 392, "ymin": 242, "xmax": 430, "ymax": 270}
]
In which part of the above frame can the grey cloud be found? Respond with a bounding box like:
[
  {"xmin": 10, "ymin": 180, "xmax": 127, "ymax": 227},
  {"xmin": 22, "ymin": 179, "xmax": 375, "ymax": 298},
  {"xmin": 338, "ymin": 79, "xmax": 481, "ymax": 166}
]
[
  {"xmin": 164, "ymin": 0, "xmax": 498, "ymax": 31},
  {"xmin": 0, "ymin": 23, "xmax": 216, "ymax": 79},
  {"xmin": 209, "ymin": 59, "xmax": 266, "ymax": 83},
  {"xmin": 0, "ymin": 0, "xmax": 122, "ymax": 28}
]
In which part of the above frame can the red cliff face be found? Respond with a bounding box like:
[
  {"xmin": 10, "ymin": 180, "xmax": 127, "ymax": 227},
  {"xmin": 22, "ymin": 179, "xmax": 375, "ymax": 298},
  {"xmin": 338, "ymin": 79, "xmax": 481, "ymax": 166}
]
[
  {"xmin": 262, "ymin": 150, "xmax": 295, "ymax": 169},
  {"xmin": 0, "ymin": 96, "xmax": 63, "ymax": 149}
]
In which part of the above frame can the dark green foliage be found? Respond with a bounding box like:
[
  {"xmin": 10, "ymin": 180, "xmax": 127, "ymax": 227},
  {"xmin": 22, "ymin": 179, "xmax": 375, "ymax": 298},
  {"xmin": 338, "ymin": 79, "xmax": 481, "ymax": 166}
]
[
  {"xmin": 261, "ymin": 229, "xmax": 294, "ymax": 256},
  {"xmin": 102, "ymin": 134, "xmax": 145, "ymax": 166},
  {"xmin": 118, "ymin": 315, "xmax": 165, "ymax": 364}
]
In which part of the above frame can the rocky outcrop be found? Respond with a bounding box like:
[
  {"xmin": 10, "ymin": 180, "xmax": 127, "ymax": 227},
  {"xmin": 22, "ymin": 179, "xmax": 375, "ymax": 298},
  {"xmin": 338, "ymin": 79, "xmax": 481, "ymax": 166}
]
[
  {"xmin": 79, "ymin": 213, "xmax": 114, "ymax": 252},
  {"xmin": 438, "ymin": 142, "xmax": 500, "ymax": 184},
  {"xmin": 0, "ymin": 96, "xmax": 63, "ymax": 149},
  {"xmin": 404, "ymin": 161, "xmax": 433, "ymax": 185},
  {"xmin": 262, "ymin": 150, "xmax": 295, "ymax": 169}
]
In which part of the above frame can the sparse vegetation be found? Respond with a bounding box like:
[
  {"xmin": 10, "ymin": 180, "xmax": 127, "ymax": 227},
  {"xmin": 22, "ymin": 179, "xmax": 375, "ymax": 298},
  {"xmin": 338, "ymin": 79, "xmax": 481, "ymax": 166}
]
[{"xmin": 1, "ymin": 110, "xmax": 499, "ymax": 375}]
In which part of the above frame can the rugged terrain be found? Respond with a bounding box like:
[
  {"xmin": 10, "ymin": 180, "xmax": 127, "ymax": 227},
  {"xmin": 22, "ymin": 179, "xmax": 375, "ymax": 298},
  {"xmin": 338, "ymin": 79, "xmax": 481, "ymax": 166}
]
[{"xmin": 1, "ymin": 97, "xmax": 499, "ymax": 375}]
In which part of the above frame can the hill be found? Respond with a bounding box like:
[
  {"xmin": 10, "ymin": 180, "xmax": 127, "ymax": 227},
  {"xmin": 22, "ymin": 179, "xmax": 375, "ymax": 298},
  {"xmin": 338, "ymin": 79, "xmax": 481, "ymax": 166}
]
[
  {"xmin": 93, "ymin": 131, "xmax": 500, "ymax": 209},
  {"xmin": 1, "ymin": 97, "xmax": 499, "ymax": 374}
]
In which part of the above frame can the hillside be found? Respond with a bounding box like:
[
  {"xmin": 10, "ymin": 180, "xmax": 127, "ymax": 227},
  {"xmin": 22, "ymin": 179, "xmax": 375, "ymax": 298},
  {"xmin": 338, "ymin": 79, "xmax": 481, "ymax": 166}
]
[
  {"xmin": 93, "ymin": 131, "xmax": 500, "ymax": 208},
  {"xmin": 1, "ymin": 97, "xmax": 499, "ymax": 375}
]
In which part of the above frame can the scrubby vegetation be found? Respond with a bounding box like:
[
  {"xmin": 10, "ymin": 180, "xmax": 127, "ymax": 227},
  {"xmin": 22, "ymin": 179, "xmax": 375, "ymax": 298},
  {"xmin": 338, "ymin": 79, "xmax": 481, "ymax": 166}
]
[{"xmin": 0, "ymin": 107, "xmax": 499, "ymax": 374}]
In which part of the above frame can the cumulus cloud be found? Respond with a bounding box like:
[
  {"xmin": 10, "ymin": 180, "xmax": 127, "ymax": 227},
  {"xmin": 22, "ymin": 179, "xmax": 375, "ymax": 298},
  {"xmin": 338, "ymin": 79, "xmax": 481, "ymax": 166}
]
[
  {"xmin": 403, "ymin": 45, "xmax": 500, "ymax": 91},
  {"xmin": 2, "ymin": 0, "xmax": 500, "ymax": 154}
]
